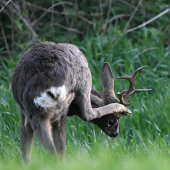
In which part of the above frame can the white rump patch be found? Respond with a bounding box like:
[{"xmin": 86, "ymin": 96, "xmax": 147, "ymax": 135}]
[{"xmin": 34, "ymin": 85, "xmax": 67, "ymax": 108}]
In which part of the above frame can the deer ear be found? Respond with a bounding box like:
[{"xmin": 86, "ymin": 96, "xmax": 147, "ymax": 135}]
[{"xmin": 101, "ymin": 62, "xmax": 115, "ymax": 96}]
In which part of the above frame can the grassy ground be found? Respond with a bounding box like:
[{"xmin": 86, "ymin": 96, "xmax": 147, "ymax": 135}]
[{"xmin": 0, "ymin": 26, "xmax": 170, "ymax": 169}]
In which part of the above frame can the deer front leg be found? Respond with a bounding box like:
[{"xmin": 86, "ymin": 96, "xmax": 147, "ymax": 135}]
[{"xmin": 52, "ymin": 115, "xmax": 66, "ymax": 157}]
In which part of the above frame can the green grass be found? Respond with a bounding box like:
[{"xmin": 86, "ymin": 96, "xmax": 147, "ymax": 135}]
[
  {"xmin": 0, "ymin": 25, "xmax": 170, "ymax": 169},
  {"xmin": 1, "ymin": 144, "xmax": 170, "ymax": 170}
]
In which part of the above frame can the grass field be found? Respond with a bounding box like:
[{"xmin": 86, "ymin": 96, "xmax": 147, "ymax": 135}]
[{"xmin": 0, "ymin": 26, "xmax": 170, "ymax": 169}]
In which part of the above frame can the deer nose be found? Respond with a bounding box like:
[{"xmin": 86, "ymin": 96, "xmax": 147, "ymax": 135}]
[{"xmin": 112, "ymin": 133, "xmax": 118, "ymax": 137}]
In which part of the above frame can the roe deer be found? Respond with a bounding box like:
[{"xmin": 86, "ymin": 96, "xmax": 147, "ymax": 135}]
[{"xmin": 11, "ymin": 42, "xmax": 151, "ymax": 162}]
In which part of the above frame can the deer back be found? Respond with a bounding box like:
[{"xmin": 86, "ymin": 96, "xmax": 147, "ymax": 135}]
[{"xmin": 12, "ymin": 42, "xmax": 92, "ymax": 120}]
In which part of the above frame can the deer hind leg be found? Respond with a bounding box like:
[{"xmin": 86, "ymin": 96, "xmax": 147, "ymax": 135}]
[
  {"xmin": 76, "ymin": 70, "xmax": 131, "ymax": 121},
  {"xmin": 20, "ymin": 108, "xmax": 33, "ymax": 163},
  {"xmin": 52, "ymin": 115, "xmax": 66, "ymax": 157},
  {"xmin": 76, "ymin": 89, "xmax": 99, "ymax": 121},
  {"xmin": 31, "ymin": 116, "xmax": 57, "ymax": 156}
]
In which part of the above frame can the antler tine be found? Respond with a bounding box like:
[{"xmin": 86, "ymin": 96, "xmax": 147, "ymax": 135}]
[
  {"xmin": 124, "ymin": 89, "xmax": 152, "ymax": 101},
  {"xmin": 117, "ymin": 66, "xmax": 146, "ymax": 94},
  {"xmin": 117, "ymin": 90, "xmax": 132, "ymax": 106},
  {"xmin": 117, "ymin": 66, "xmax": 152, "ymax": 104}
]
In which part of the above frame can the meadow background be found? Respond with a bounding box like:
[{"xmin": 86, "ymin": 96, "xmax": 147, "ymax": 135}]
[{"xmin": 0, "ymin": 0, "xmax": 170, "ymax": 169}]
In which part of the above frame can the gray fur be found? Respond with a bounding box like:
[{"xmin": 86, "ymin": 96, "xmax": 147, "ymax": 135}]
[{"xmin": 11, "ymin": 42, "xmax": 130, "ymax": 162}]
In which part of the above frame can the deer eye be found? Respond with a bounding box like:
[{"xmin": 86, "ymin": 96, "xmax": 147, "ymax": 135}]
[{"xmin": 108, "ymin": 120, "xmax": 117, "ymax": 127}]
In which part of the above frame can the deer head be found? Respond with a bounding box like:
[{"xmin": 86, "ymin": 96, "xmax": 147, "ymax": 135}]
[{"xmin": 90, "ymin": 63, "xmax": 151, "ymax": 137}]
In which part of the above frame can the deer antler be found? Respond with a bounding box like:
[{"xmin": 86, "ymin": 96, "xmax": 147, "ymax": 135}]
[{"xmin": 117, "ymin": 66, "xmax": 152, "ymax": 106}]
